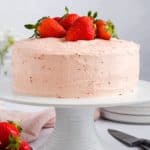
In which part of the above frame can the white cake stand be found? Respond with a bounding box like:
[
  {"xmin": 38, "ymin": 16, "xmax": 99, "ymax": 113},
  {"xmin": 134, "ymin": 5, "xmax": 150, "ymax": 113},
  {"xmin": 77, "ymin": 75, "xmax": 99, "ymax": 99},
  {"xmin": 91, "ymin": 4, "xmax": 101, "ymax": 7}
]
[{"xmin": 1, "ymin": 79, "xmax": 150, "ymax": 150}]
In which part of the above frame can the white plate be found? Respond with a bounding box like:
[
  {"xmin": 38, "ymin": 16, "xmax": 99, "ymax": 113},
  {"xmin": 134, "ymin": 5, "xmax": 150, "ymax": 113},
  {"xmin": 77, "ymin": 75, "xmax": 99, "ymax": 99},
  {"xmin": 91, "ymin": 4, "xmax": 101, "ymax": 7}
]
[
  {"xmin": 102, "ymin": 105, "xmax": 150, "ymax": 115},
  {"xmin": 101, "ymin": 110, "xmax": 150, "ymax": 124}
]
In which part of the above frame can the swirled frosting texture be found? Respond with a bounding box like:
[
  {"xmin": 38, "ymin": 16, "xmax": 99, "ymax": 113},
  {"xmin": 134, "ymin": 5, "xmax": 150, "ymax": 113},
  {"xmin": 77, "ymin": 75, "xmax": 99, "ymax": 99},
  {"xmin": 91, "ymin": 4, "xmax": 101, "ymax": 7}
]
[{"xmin": 12, "ymin": 38, "xmax": 140, "ymax": 98}]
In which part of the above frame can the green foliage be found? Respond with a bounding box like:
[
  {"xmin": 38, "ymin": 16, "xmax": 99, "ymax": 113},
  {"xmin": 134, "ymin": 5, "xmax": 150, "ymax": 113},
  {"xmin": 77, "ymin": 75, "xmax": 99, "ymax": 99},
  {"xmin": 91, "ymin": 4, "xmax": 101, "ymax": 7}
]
[{"xmin": 0, "ymin": 35, "xmax": 15, "ymax": 65}]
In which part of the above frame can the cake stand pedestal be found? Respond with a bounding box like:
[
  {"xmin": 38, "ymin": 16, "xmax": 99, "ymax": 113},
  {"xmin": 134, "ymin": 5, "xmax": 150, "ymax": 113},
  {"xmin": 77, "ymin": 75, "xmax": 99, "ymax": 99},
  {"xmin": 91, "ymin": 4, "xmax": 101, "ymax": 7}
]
[{"xmin": 1, "ymin": 80, "xmax": 150, "ymax": 150}]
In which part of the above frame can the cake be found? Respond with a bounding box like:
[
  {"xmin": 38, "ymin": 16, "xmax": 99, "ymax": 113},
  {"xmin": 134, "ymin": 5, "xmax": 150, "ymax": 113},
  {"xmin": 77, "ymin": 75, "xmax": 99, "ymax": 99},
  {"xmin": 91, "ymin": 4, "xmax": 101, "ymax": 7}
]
[
  {"xmin": 12, "ymin": 37, "xmax": 139, "ymax": 98},
  {"xmin": 12, "ymin": 8, "xmax": 140, "ymax": 98}
]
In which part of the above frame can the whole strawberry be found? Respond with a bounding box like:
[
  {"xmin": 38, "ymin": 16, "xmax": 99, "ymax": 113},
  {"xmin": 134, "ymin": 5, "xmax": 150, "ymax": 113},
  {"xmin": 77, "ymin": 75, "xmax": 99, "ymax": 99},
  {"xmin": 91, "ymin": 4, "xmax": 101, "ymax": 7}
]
[
  {"xmin": 66, "ymin": 16, "xmax": 95, "ymax": 41},
  {"xmin": 37, "ymin": 18, "xmax": 66, "ymax": 38},
  {"xmin": 59, "ymin": 7, "xmax": 80, "ymax": 30},
  {"xmin": 0, "ymin": 121, "xmax": 21, "ymax": 149},
  {"xmin": 96, "ymin": 20, "xmax": 118, "ymax": 40},
  {"xmin": 25, "ymin": 17, "xmax": 66, "ymax": 38}
]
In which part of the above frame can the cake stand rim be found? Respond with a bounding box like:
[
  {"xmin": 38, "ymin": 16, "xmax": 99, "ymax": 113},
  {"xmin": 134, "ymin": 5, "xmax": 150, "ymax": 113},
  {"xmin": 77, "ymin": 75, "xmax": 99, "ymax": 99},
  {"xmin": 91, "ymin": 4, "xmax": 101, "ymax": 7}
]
[{"xmin": 0, "ymin": 79, "xmax": 150, "ymax": 107}]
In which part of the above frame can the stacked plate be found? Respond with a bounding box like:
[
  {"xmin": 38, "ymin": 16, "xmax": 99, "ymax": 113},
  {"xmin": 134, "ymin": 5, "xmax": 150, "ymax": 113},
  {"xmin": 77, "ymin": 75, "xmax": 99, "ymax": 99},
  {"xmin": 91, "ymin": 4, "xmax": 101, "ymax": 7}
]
[{"xmin": 101, "ymin": 102, "xmax": 150, "ymax": 124}]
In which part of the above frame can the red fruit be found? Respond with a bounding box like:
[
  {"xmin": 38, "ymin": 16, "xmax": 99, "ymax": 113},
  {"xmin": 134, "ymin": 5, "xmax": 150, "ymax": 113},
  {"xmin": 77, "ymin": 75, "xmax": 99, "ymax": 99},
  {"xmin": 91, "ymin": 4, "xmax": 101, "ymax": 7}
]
[
  {"xmin": 53, "ymin": 17, "xmax": 61, "ymax": 22},
  {"xmin": 96, "ymin": 20, "xmax": 118, "ymax": 40},
  {"xmin": 66, "ymin": 16, "xmax": 95, "ymax": 41},
  {"xmin": 0, "ymin": 122, "xmax": 20, "ymax": 148},
  {"xmin": 25, "ymin": 17, "xmax": 66, "ymax": 38},
  {"xmin": 96, "ymin": 20, "xmax": 111, "ymax": 40},
  {"xmin": 59, "ymin": 7, "xmax": 79, "ymax": 30},
  {"xmin": 60, "ymin": 14, "xmax": 80, "ymax": 30},
  {"xmin": 8, "ymin": 121, "xmax": 22, "ymax": 133},
  {"xmin": 19, "ymin": 141, "xmax": 32, "ymax": 150},
  {"xmin": 37, "ymin": 18, "xmax": 66, "ymax": 38}
]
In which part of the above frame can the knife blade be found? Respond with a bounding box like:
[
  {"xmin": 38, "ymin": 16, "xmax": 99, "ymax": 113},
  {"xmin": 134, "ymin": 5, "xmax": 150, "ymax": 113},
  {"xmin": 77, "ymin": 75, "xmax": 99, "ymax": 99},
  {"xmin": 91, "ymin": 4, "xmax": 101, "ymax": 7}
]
[
  {"xmin": 140, "ymin": 144, "xmax": 150, "ymax": 150},
  {"xmin": 108, "ymin": 129, "xmax": 150, "ymax": 148}
]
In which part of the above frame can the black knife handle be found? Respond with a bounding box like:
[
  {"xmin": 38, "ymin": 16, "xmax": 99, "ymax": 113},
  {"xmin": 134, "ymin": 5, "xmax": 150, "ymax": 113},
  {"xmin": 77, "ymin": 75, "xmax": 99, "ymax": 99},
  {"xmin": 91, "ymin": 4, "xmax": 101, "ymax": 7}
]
[
  {"xmin": 142, "ymin": 139, "xmax": 150, "ymax": 147},
  {"xmin": 140, "ymin": 144, "xmax": 150, "ymax": 150}
]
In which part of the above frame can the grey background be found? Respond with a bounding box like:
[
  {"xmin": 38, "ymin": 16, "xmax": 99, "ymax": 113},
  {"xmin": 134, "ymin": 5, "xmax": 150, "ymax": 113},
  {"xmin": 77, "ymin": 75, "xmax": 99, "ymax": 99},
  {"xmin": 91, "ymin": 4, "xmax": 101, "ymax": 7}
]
[{"xmin": 0, "ymin": 0, "xmax": 149, "ymax": 80}]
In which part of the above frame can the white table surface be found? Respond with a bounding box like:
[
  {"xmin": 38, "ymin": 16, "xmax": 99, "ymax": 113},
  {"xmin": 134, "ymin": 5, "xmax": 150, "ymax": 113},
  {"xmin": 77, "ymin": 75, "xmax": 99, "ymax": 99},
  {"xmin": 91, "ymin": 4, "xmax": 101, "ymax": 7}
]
[
  {"xmin": 29, "ymin": 119, "xmax": 150, "ymax": 150},
  {"xmin": 2, "ymin": 102, "xmax": 150, "ymax": 150}
]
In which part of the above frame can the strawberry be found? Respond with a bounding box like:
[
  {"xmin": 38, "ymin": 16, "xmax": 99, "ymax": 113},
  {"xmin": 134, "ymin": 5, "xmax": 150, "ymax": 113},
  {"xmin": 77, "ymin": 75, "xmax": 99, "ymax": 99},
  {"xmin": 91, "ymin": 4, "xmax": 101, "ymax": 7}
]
[
  {"xmin": 37, "ymin": 18, "xmax": 66, "ymax": 38},
  {"xmin": 96, "ymin": 20, "xmax": 118, "ymax": 40},
  {"xmin": 0, "ymin": 121, "xmax": 21, "ymax": 149},
  {"xmin": 53, "ymin": 17, "xmax": 61, "ymax": 22},
  {"xmin": 66, "ymin": 16, "xmax": 95, "ymax": 41},
  {"xmin": 24, "ymin": 17, "xmax": 66, "ymax": 38},
  {"xmin": 8, "ymin": 121, "xmax": 22, "ymax": 133},
  {"xmin": 59, "ymin": 7, "xmax": 80, "ymax": 30},
  {"xmin": 18, "ymin": 141, "xmax": 31, "ymax": 150}
]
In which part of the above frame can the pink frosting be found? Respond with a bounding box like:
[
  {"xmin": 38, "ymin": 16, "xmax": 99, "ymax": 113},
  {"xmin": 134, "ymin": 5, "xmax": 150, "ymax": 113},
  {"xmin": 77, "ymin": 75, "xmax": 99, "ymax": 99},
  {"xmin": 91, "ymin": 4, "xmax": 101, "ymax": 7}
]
[{"xmin": 12, "ymin": 38, "xmax": 140, "ymax": 98}]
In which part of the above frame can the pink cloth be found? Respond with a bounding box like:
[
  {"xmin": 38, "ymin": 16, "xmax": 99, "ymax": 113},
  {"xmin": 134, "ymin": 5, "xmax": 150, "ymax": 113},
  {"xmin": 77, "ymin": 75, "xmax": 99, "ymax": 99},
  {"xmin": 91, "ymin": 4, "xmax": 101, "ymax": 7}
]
[
  {"xmin": 0, "ymin": 108, "xmax": 100, "ymax": 142},
  {"xmin": 0, "ymin": 108, "xmax": 55, "ymax": 142}
]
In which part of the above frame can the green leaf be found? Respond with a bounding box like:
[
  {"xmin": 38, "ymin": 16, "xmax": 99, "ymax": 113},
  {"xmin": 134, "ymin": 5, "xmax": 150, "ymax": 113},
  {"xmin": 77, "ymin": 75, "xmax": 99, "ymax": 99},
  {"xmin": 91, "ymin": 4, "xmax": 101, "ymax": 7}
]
[
  {"xmin": 8, "ymin": 36, "xmax": 15, "ymax": 45},
  {"xmin": 7, "ymin": 135, "xmax": 21, "ymax": 150},
  {"xmin": 93, "ymin": 12, "xmax": 98, "ymax": 19},
  {"xmin": 24, "ymin": 24, "xmax": 35, "ymax": 29},
  {"xmin": 0, "ymin": 35, "xmax": 15, "ymax": 65},
  {"xmin": 62, "ymin": 7, "xmax": 69, "ymax": 18},
  {"xmin": 88, "ymin": 11, "xmax": 92, "ymax": 17},
  {"xmin": 112, "ymin": 32, "xmax": 119, "ymax": 39},
  {"xmin": 106, "ymin": 20, "xmax": 119, "ymax": 39},
  {"xmin": 65, "ymin": 6, "xmax": 69, "ymax": 14}
]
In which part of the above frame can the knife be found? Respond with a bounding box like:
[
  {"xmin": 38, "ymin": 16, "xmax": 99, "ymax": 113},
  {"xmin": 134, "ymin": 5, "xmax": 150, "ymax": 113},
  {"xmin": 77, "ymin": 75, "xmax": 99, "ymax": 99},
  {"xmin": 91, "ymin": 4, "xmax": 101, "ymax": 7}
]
[{"xmin": 108, "ymin": 129, "xmax": 150, "ymax": 150}]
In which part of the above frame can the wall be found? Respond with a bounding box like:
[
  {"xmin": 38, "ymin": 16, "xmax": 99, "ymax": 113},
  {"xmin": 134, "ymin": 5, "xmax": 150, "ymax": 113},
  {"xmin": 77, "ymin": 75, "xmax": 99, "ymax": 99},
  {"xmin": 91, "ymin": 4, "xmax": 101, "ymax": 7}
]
[{"xmin": 0, "ymin": 0, "xmax": 149, "ymax": 80}]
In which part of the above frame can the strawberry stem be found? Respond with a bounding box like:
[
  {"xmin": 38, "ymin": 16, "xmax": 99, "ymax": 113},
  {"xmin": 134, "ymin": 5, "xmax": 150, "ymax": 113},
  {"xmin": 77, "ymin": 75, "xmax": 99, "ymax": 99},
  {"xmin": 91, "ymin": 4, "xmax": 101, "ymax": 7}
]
[
  {"xmin": 65, "ymin": 6, "xmax": 69, "ymax": 14},
  {"xmin": 93, "ymin": 12, "xmax": 98, "ymax": 19},
  {"xmin": 87, "ymin": 11, "xmax": 98, "ymax": 19},
  {"xmin": 88, "ymin": 11, "xmax": 92, "ymax": 17},
  {"xmin": 62, "ymin": 6, "xmax": 69, "ymax": 18}
]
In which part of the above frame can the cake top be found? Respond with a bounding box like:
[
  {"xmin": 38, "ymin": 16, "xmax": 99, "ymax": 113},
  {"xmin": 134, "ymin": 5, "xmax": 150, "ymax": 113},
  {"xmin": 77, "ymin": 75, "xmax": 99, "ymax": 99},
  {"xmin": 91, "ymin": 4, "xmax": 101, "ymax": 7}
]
[
  {"xmin": 14, "ymin": 37, "xmax": 139, "ymax": 55},
  {"xmin": 24, "ymin": 7, "xmax": 118, "ymax": 41},
  {"xmin": 19, "ymin": 7, "xmax": 139, "ymax": 55}
]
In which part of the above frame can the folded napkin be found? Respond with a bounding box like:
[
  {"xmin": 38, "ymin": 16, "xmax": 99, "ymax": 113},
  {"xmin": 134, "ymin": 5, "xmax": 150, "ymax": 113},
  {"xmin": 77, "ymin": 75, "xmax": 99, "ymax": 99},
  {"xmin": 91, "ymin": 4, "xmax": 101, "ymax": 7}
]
[
  {"xmin": 0, "ymin": 108, "xmax": 55, "ymax": 142},
  {"xmin": 0, "ymin": 107, "xmax": 100, "ymax": 143}
]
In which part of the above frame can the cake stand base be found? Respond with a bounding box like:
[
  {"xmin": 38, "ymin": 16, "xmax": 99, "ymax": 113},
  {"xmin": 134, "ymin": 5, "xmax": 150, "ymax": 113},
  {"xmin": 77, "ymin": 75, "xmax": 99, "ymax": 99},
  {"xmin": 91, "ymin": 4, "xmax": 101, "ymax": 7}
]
[
  {"xmin": 1, "ymin": 80, "xmax": 150, "ymax": 150},
  {"xmin": 38, "ymin": 107, "xmax": 104, "ymax": 150}
]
